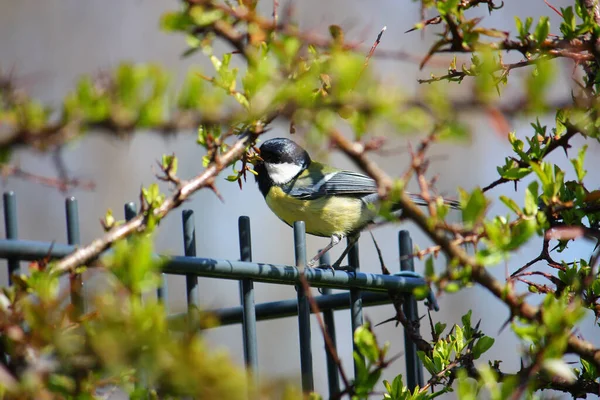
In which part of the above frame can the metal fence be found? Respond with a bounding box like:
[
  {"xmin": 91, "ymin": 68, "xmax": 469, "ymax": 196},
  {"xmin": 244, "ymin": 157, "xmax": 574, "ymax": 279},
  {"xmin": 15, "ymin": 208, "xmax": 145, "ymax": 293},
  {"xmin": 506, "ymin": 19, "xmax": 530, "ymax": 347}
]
[{"xmin": 0, "ymin": 191, "xmax": 429, "ymax": 398}]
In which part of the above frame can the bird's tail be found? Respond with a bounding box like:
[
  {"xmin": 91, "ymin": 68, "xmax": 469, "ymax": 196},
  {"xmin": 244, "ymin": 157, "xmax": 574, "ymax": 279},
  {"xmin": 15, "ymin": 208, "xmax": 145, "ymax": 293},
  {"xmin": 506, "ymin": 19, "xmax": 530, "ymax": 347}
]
[{"xmin": 407, "ymin": 192, "xmax": 461, "ymax": 209}]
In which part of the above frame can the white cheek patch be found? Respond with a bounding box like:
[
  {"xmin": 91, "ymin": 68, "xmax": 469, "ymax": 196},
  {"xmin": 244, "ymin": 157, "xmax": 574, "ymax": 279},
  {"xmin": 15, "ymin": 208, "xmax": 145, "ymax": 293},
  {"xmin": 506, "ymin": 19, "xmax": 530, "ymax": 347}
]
[{"xmin": 265, "ymin": 162, "xmax": 303, "ymax": 184}]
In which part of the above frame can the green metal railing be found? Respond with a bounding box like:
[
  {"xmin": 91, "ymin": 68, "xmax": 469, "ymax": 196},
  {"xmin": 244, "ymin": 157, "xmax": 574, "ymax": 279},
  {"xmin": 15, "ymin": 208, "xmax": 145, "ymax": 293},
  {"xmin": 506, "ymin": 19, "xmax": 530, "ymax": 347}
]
[{"xmin": 0, "ymin": 191, "xmax": 431, "ymax": 397}]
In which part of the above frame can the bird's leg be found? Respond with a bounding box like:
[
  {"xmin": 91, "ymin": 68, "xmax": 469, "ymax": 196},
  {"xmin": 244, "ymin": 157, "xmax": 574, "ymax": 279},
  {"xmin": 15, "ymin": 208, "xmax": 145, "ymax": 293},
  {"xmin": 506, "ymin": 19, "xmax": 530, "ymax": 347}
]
[
  {"xmin": 307, "ymin": 234, "xmax": 343, "ymax": 268},
  {"xmin": 331, "ymin": 234, "xmax": 360, "ymax": 270}
]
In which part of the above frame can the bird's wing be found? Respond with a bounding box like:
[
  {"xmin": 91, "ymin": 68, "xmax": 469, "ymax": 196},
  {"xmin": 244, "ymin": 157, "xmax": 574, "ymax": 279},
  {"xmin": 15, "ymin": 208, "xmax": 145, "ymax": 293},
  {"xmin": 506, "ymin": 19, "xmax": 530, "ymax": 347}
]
[
  {"xmin": 285, "ymin": 168, "xmax": 461, "ymax": 208},
  {"xmin": 286, "ymin": 170, "xmax": 378, "ymax": 200}
]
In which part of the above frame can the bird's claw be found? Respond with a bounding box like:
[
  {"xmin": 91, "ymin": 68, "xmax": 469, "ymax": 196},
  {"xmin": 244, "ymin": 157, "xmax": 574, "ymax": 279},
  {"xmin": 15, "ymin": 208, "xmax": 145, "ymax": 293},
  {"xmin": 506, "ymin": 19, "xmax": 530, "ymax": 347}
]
[
  {"xmin": 314, "ymin": 263, "xmax": 352, "ymax": 272},
  {"xmin": 331, "ymin": 264, "xmax": 351, "ymax": 272},
  {"xmin": 306, "ymin": 260, "xmax": 350, "ymax": 272},
  {"xmin": 315, "ymin": 263, "xmax": 335, "ymax": 271}
]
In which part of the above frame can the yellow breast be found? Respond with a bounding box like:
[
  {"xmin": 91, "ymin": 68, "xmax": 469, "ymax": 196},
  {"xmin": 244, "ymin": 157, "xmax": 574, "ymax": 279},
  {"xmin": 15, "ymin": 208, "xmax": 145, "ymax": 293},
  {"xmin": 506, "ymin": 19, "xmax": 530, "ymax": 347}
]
[{"xmin": 265, "ymin": 186, "xmax": 374, "ymax": 237}]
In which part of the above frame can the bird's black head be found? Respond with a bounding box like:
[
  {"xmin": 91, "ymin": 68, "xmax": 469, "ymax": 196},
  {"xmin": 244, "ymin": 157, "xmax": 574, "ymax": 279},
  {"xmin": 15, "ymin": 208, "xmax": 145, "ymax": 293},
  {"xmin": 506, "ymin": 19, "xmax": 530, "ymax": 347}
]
[
  {"xmin": 258, "ymin": 138, "xmax": 311, "ymax": 166},
  {"xmin": 253, "ymin": 138, "xmax": 311, "ymax": 197}
]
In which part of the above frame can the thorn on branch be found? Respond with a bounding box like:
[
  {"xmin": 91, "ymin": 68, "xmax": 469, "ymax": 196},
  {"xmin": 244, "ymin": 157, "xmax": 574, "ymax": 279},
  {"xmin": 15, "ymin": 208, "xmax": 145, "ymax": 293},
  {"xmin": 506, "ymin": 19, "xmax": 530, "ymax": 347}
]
[
  {"xmin": 208, "ymin": 181, "xmax": 224, "ymax": 203},
  {"xmin": 363, "ymin": 25, "xmax": 387, "ymax": 69},
  {"xmin": 369, "ymin": 231, "xmax": 391, "ymax": 275}
]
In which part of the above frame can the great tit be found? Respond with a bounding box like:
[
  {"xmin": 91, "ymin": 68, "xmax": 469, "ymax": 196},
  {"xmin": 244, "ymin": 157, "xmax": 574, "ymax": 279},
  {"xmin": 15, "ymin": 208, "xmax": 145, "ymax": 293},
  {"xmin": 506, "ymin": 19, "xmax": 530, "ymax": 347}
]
[{"xmin": 253, "ymin": 137, "xmax": 459, "ymax": 269}]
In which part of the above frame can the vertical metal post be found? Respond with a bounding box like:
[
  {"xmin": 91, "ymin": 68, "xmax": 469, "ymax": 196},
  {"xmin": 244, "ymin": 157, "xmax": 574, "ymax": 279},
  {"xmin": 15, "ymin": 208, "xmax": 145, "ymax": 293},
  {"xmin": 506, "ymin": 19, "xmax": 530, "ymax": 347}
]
[
  {"xmin": 238, "ymin": 216, "xmax": 258, "ymax": 385},
  {"xmin": 156, "ymin": 272, "xmax": 168, "ymax": 310},
  {"xmin": 182, "ymin": 210, "xmax": 198, "ymax": 312},
  {"xmin": 3, "ymin": 192, "xmax": 18, "ymax": 284},
  {"xmin": 0, "ymin": 192, "xmax": 18, "ymax": 368},
  {"xmin": 399, "ymin": 230, "xmax": 424, "ymax": 390},
  {"xmin": 348, "ymin": 239, "xmax": 363, "ymax": 378},
  {"xmin": 124, "ymin": 202, "xmax": 137, "ymax": 222},
  {"xmin": 65, "ymin": 197, "xmax": 84, "ymax": 315},
  {"xmin": 294, "ymin": 221, "xmax": 314, "ymax": 393},
  {"xmin": 320, "ymin": 252, "xmax": 340, "ymax": 398},
  {"xmin": 153, "ymin": 204, "xmax": 167, "ymax": 305}
]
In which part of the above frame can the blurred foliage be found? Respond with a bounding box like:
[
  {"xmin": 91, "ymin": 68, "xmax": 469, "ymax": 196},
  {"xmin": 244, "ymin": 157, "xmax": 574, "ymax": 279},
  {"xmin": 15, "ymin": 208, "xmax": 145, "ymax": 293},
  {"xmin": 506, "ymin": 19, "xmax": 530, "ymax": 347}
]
[
  {"xmin": 0, "ymin": 236, "xmax": 252, "ymax": 399},
  {"xmin": 0, "ymin": 0, "xmax": 600, "ymax": 398}
]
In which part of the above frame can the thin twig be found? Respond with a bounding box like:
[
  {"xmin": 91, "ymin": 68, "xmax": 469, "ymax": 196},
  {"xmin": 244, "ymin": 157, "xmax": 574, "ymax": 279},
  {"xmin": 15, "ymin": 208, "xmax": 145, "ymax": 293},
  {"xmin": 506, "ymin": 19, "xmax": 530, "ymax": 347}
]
[
  {"xmin": 482, "ymin": 125, "xmax": 580, "ymax": 192},
  {"xmin": 297, "ymin": 272, "xmax": 352, "ymax": 396},
  {"xmin": 1, "ymin": 164, "xmax": 95, "ymax": 192}
]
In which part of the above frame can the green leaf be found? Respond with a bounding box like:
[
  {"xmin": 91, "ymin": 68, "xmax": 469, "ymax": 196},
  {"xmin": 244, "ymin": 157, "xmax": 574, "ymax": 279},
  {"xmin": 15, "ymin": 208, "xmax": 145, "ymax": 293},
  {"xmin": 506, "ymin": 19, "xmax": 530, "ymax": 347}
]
[
  {"xmin": 456, "ymin": 369, "xmax": 478, "ymax": 400},
  {"xmin": 383, "ymin": 379, "xmax": 392, "ymax": 393},
  {"xmin": 0, "ymin": 148, "xmax": 12, "ymax": 165},
  {"xmin": 560, "ymin": 6, "xmax": 576, "ymax": 38},
  {"xmin": 524, "ymin": 181, "xmax": 539, "ymax": 216},
  {"xmin": 210, "ymin": 54, "xmax": 222, "ymax": 71},
  {"xmin": 461, "ymin": 310, "xmax": 472, "ymax": 330},
  {"xmin": 460, "ymin": 188, "xmax": 488, "ymax": 228},
  {"xmin": 475, "ymin": 248, "xmax": 507, "ymax": 266},
  {"xmin": 417, "ymin": 351, "xmax": 436, "ymax": 374},
  {"xmin": 500, "ymin": 167, "xmax": 530, "ymax": 180},
  {"xmin": 161, "ymin": 154, "xmax": 178, "ymax": 176},
  {"xmin": 472, "ymin": 336, "xmax": 495, "ymax": 359},
  {"xmin": 178, "ymin": 69, "xmax": 205, "ymax": 109},
  {"xmin": 454, "ymin": 325, "xmax": 465, "ymax": 353},
  {"xmin": 535, "ymin": 16, "xmax": 550, "ymax": 44},
  {"xmin": 354, "ymin": 325, "xmax": 379, "ymax": 363},
  {"xmin": 160, "ymin": 12, "xmax": 192, "ymax": 32},
  {"xmin": 581, "ymin": 358, "xmax": 598, "ymax": 380},
  {"xmin": 413, "ymin": 285, "xmax": 429, "ymax": 301},
  {"xmin": 506, "ymin": 218, "xmax": 537, "ymax": 250},
  {"xmin": 307, "ymin": 392, "xmax": 323, "ymax": 400},
  {"xmin": 189, "ymin": 6, "xmax": 224, "ymax": 27},
  {"xmin": 106, "ymin": 235, "xmax": 162, "ymax": 295},
  {"xmin": 570, "ymin": 144, "xmax": 588, "ymax": 182},
  {"xmin": 434, "ymin": 322, "xmax": 447, "ymax": 337},
  {"xmin": 104, "ymin": 209, "xmax": 116, "ymax": 229},
  {"xmin": 499, "ymin": 196, "xmax": 522, "ymax": 215},
  {"xmin": 433, "ymin": 350, "xmax": 445, "ymax": 372},
  {"xmin": 437, "ymin": 0, "xmax": 459, "ymax": 16},
  {"xmin": 425, "ymin": 256, "xmax": 435, "ymax": 278},
  {"xmin": 526, "ymin": 61, "xmax": 554, "ymax": 109},
  {"xmin": 328, "ymin": 25, "xmax": 344, "ymax": 43},
  {"xmin": 445, "ymin": 282, "xmax": 460, "ymax": 293}
]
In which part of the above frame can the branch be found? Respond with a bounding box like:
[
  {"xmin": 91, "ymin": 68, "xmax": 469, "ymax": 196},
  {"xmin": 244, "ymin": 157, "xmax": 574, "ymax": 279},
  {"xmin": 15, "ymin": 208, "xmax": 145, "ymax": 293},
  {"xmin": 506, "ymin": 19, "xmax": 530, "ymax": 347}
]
[
  {"xmin": 328, "ymin": 132, "xmax": 600, "ymax": 370},
  {"xmin": 482, "ymin": 124, "xmax": 580, "ymax": 192},
  {"xmin": 49, "ymin": 131, "xmax": 258, "ymax": 275},
  {"xmin": 417, "ymin": 55, "xmax": 556, "ymax": 84},
  {"xmin": 0, "ymin": 164, "xmax": 95, "ymax": 192},
  {"xmin": 0, "ymin": 109, "xmax": 238, "ymax": 153}
]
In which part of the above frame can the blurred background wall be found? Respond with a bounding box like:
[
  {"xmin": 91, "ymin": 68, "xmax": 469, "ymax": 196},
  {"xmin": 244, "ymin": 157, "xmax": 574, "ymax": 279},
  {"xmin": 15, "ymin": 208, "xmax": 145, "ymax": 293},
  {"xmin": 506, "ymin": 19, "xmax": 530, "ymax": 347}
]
[{"xmin": 0, "ymin": 1, "xmax": 598, "ymax": 398}]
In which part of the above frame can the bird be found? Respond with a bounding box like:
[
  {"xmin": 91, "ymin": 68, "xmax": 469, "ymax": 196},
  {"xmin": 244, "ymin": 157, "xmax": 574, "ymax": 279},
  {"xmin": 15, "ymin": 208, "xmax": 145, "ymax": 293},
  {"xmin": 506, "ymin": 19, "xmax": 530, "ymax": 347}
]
[{"xmin": 252, "ymin": 137, "xmax": 460, "ymax": 269}]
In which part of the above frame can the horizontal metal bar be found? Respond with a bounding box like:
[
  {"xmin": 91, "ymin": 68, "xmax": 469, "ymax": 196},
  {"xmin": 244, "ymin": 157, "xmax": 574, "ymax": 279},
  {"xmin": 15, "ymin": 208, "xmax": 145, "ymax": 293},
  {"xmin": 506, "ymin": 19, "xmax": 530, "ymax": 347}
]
[
  {"xmin": 172, "ymin": 291, "xmax": 394, "ymax": 327},
  {"xmin": 165, "ymin": 256, "xmax": 425, "ymax": 292},
  {"xmin": 0, "ymin": 239, "xmax": 75, "ymax": 258},
  {"xmin": 0, "ymin": 239, "xmax": 427, "ymax": 292}
]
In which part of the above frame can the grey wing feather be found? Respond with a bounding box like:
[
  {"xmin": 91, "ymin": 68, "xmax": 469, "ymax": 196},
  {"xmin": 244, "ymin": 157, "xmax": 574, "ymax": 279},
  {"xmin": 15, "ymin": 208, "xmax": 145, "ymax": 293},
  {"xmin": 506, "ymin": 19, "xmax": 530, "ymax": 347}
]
[
  {"xmin": 287, "ymin": 171, "xmax": 378, "ymax": 200},
  {"xmin": 286, "ymin": 171, "xmax": 461, "ymax": 209}
]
